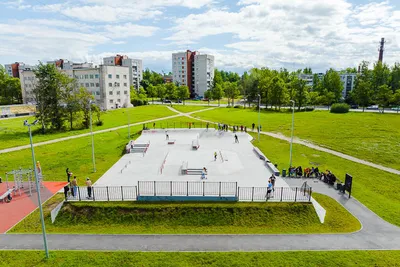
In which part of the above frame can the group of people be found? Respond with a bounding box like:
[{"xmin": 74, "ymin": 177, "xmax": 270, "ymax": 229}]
[
  {"xmin": 217, "ymin": 123, "xmax": 229, "ymax": 132},
  {"xmin": 288, "ymin": 166, "xmax": 320, "ymax": 178},
  {"xmin": 64, "ymin": 168, "xmax": 93, "ymax": 200},
  {"xmin": 232, "ymin": 125, "xmax": 247, "ymax": 133}
]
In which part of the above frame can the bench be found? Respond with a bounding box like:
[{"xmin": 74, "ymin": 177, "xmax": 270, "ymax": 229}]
[
  {"xmin": 0, "ymin": 189, "xmax": 14, "ymax": 203},
  {"xmin": 181, "ymin": 161, "xmax": 189, "ymax": 175},
  {"xmin": 186, "ymin": 169, "xmax": 203, "ymax": 175},
  {"xmin": 253, "ymin": 147, "xmax": 266, "ymax": 160}
]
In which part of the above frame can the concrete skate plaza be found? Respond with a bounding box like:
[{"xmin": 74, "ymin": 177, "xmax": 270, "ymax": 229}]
[{"xmin": 95, "ymin": 129, "xmax": 289, "ymax": 189}]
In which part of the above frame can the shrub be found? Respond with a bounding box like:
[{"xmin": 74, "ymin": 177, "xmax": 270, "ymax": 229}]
[
  {"xmin": 96, "ymin": 120, "xmax": 103, "ymax": 126},
  {"xmin": 234, "ymin": 105, "xmax": 243, "ymax": 109},
  {"xmin": 330, "ymin": 103, "xmax": 350, "ymax": 114},
  {"xmin": 131, "ymin": 99, "xmax": 148, "ymax": 107}
]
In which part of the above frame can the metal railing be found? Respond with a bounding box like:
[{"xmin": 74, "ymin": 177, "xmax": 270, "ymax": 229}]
[
  {"xmin": 238, "ymin": 187, "xmax": 312, "ymax": 202},
  {"xmin": 68, "ymin": 186, "xmax": 137, "ymax": 201},
  {"xmin": 138, "ymin": 181, "xmax": 237, "ymax": 197}
]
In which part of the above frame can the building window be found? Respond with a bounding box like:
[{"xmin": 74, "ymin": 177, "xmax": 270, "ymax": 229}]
[
  {"xmin": 182, "ymin": 66, "xmax": 184, "ymax": 69},
  {"xmin": 109, "ymin": 91, "xmax": 113, "ymax": 95},
  {"xmin": 117, "ymin": 99, "xmax": 121, "ymax": 103},
  {"xmin": 123, "ymin": 75, "xmax": 127, "ymax": 79},
  {"xmin": 96, "ymin": 91, "xmax": 100, "ymax": 96},
  {"xmin": 124, "ymin": 90, "xmax": 128, "ymax": 95},
  {"xmin": 85, "ymin": 75, "xmax": 89, "ymax": 79},
  {"xmin": 90, "ymin": 83, "xmax": 95, "ymax": 87},
  {"xmin": 124, "ymin": 83, "xmax": 127, "ymax": 87},
  {"xmin": 85, "ymin": 83, "xmax": 89, "ymax": 87},
  {"xmin": 80, "ymin": 83, "xmax": 84, "ymax": 87},
  {"xmin": 108, "ymin": 74, "xmax": 112, "ymax": 79},
  {"xmin": 90, "ymin": 74, "xmax": 94, "ymax": 79},
  {"xmin": 110, "ymin": 99, "xmax": 113, "ymax": 103},
  {"xmin": 95, "ymin": 74, "xmax": 99, "ymax": 78},
  {"xmin": 96, "ymin": 83, "xmax": 99, "ymax": 87},
  {"xmin": 108, "ymin": 83, "xmax": 112, "ymax": 87},
  {"xmin": 117, "ymin": 91, "xmax": 121, "ymax": 95},
  {"xmin": 116, "ymin": 74, "xmax": 120, "ymax": 79}
]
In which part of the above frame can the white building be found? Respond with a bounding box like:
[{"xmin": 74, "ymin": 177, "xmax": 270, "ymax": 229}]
[
  {"xmin": 172, "ymin": 50, "xmax": 214, "ymax": 98},
  {"xmin": 18, "ymin": 60, "xmax": 131, "ymax": 110},
  {"xmin": 340, "ymin": 73, "xmax": 356, "ymax": 99},
  {"xmin": 103, "ymin": 55, "xmax": 143, "ymax": 90}
]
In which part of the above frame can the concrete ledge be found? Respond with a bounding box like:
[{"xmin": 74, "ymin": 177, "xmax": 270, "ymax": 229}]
[
  {"xmin": 137, "ymin": 196, "xmax": 238, "ymax": 202},
  {"xmin": 311, "ymin": 197, "xmax": 326, "ymax": 223}
]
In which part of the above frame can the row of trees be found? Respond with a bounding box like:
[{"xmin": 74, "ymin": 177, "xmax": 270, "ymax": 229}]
[
  {"xmin": 33, "ymin": 63, "xmax": 102, "ymax": 133},
  {"xmin": 0, "ymin": 65, "xmax": 22, "ymax": 105},
  {"xmin": 351, "ymin": 61, "xmax": 400, "ymax": 112}
]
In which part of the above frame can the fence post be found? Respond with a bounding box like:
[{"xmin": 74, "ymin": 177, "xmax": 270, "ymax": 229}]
[
  {"xmin": 295, "ymin": 187, "xmax": 298, "ymax": 202},
  {"xmin": 238, "ymin": 187, "xmax": 240, "ymax": 200},
  {"xmin": 252, "ymin": 187, "xmax": 254, "ymax": 202},
  {"xmin": 170, "ymin": 181, "xmax": 172, "ymax": 196},
  {"xmin": 280, "ymin": 187, "xmax": 283, "ymax": 202},
  {"xmin": 121, "ymin": 186, "xmax": 124, "ymax": 201},
  {"xmin": 93, "ymin": 187, "xmax": 95, "ymax": 201},
  {"xmin": 187, "ymin": 181, "xmax": 189, "ymax": 196},
  {"xmin": 154, "ymin": 181, "xmax": 156, "ymax": 196},
  {"xmin": 203, "ymin": 181, "xmax": 205, "ymax": 196},
  {"xmin": 219, "ymin": 182, "xmax": 221, "ymax": 197},
  {"xmin": 235, "ymin": 182, "xmax": 238, "ymax": 197},
  {"xmin": 309, "ymin": 188, "xmax": 312, "ymax": 202},
  {"xmin": 135, "ymin": 186, "xmax": 138, "ymax": 200},
  {"xmin": 137, "ymin": 182, "xmax": 140, "ymax": 197},
  {"xmin": 106, "ymin": 186, "xmax": 109, "ymax": 201}
]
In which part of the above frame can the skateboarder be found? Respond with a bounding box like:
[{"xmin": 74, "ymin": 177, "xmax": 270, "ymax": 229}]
[
  {"xmin": 214, "ymin": 152, "xmax": 218, "ymax": 161},
  {"xmin": 234, "ymin": 134, "xmax": 239, "ymax": 143}
]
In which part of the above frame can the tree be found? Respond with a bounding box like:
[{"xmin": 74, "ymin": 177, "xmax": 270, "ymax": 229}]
[
  {"xmin": 177, "ymin": 85, "xmax": 190, "ymax": 105},
  {"xmin": 61, "ymin": 79, "xmax": 80, "ymax": 130},
  {"xmin": 292, "ymin": 77, "xmax": 309, "ymax": 110},
  {"xmin": 392, "ymin": 89, "xmax": 400, "ymax": 113},
  {"xmin": 390, "ymin": 63, "xmax": 400, "ymax": 92},
  {"xmin": 204, "ymin": 90, "xmax": 212, "ymax": 106},
  {"xmin": 309, "ymin": 91, "xmax": 320, "ymax": 108},
  {"xmin": 303, "ymin": 67, "xmax": 312, "ymax": 74},
  {"xmin": 322, "ymin": 69, "xmax": 343, "ymax": 103},
  {"xmin": 376, "ymin": 84, "xmax": 392, "ymax": 113},
  {"xmin": 372, "ymin": 61, "xmax": 391, "ymax": 94},
  {"xmin": 258, "ymin": 68, "xmax": 272, "ymax": 108},
  {"xmin": 269, "ymin": 76, "xmax": 288, "ymax": 110},
  {"xmin": 352, "ymin": 79, "xmax": 372, "ymax": 112},
  {"xmin": 165, "ymin": 82, "xmax": 177, "ymax": 101},
  {"xmin": 212, "ymin": 83, "xmax": 224, "ymax": 106},
  {"xmin": 146, "ymin": 84, "xmax": 156, "ymax": 104},
  {"xmin": 156, "ymin": 84, "xmax": 166, "ymax": 101},
  {"xmin": 223, "ymin": 81, "xmax": 239, "ymax": 106},
  {"xmin": 0, "ymin": 65, "xmax": 22, "ymax": 104},
  {"xmin": 76, "ymin": 87, "xmax": 95, "ymax": 128}
]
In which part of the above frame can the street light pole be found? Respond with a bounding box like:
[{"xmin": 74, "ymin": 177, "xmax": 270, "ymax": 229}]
[
  {"xmin": 25, "ymin": 120, "xmax": 49, "ymax": 259},
  {"xmin": 258, "ymin": 94, "xmax": 261, "ymax": 142},
  {"xmin": 89, "ymin": 101, "xmax": 96, "ymax": 172},
  {"xmin": 289, "ymin": 100, "xmax": 295, "ymax": 169},
  {"xmin": 127, "ymin": 107, "xmax": 130, "ymax": 139}
]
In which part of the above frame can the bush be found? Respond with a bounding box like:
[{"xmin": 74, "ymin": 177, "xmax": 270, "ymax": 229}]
[
  {"xmin": 234, "ymin": 105, "xmax": 243, "ymax": 109},
  {"xmin": 131, "ymin": 99, "xmax": 148, "ymax": 107},
  {"xmin": 96, "ymin": 121, "xmax": 103, "ymax": 126},
  {"xmin": 330, "ymin": 103, "xmax": 350, "ymax": 114}
]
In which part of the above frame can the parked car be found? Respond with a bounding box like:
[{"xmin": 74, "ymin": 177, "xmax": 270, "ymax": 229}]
[
  {"xmin": 391, "ymin": 106, "xmax": 400, "ymax": 111},
  {"xmin": 163, "ymin": 99, "xmax": 172, "ymax": 104},
  {"xmin": 176, "ymin": 100, "xmax": 182, "ymax": 103},
  {"xmin": 366, "ymin": 105, "xmax": 379, "ymax": 110},
  {"xmin": 350, "ymin": 104, "xmax": 359, "ymax": 109}
]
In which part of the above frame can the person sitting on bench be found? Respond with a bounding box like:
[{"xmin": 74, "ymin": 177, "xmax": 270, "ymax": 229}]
[
  {"xmin": 295, "ymin": 166, "xmax": 303, "ymax": 177},
  {"xmin": 289, "ymin": 167, "xmax": 296, "ymax": 177},
  {"xmin": 304, "ymin": 167, "xmax": 311, "ymax": 178}
]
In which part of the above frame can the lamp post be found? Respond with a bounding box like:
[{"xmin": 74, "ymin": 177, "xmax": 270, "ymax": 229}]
[
  {"xmin": 127, "ymin": 107, "xmax": 130, "ymax": 139},
  {"xmin": 289, "ymin": 100, "xmax": 295, "ymax": 169},
  {"xmin": 258, "ymin": 94, "xmax": 261, "ymax": 142},
  {"xmin": 89, "ymin": 101, "xmax": 96, "ymax": 172},
  {"xmin": 24, "ymin": 119, "xmax": 49, "ymax": 259}
]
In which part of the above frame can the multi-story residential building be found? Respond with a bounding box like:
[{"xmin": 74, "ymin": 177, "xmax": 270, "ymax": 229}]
[
  {"xmin": 18, "ymin": 59, "xmax": 131, "ymax": 110},
  {"xmin": 172, "ymin": 50, "xmax": 214, "ymax": 98},
  {"xmin": 4, "ymin": 62, "xmax": 29, "ymax": 78},
  {"xmin": 103, "ymin": 55, "xmax": 143, "ymax": 90}
]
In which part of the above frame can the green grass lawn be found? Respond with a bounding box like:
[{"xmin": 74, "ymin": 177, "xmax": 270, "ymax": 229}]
[
  {"xmin": 0, "ymin": 105, "xmax": 176, "ymax": 150},
  {"xmin": 170, "ymin": 104, "xmax": 213, "ymax": 113},
  {"xmin": 0, "ymin": 117, "xmax": 198, "ymax": 184},
  {"xmin": 252, "ymin": 133, "xmax": 400, "ymax": 227},
  {"xmin": 1, "ymin": 251, "xmax": 400, "ymax": 267},
  {"xmin": 192, "ymin": 108, "xmax": 400, "ymax": 170},
  {"xmin": 10, "ymin": 193, "xmax": 360, "ymax": 234}
]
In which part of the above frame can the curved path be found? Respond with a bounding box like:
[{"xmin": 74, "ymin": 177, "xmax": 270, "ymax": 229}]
[
  {"xmin": 1, "ymin": 180, "xmax": 399, "ymax": 251},
  {"xmin": 168, "ymin": 106, "xmax": 400, "ymax": 176}
]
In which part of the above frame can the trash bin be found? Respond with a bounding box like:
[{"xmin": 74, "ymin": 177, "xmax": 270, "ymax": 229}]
[{"xmin": 282, "ymin": 169, "xmax": 287, "ymax": 177}]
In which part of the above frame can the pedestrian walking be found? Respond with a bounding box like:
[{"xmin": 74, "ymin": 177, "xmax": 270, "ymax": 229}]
[
  {"xmin": 244, "ymin": 126, "xmax": 247, "ymax": 132},
  {"xmin": 240, "ymin": 125, "xmax": 243, "ymax": 132},
  {"xmin": 86, "ymin": 178, "xmax": 92, "ymax": 199},
  {"xmin": 201, "ymin": 167, "xmax": 208, "ymax": 180},
  {"xmin": 66, "ymin": 168, "xmax": 72, "ymax": 183},
  {"xmin": 153, "ymin": 122, "xmax": 156, "ymax": 129},
  {"xmin": 270, "ymin": 175, "xmax": 276, "ymax": 192},
  {"xmin": 266, "ymin": 180, "xmax": 273, "ymax": 200},
  {"xmin": 189, "ymin": 122, "xmax": 192, "ymax": 129},
  {"xmin": 206, "ymin": 123, "xmax": 209, "ymax": 131},
  {"xmin": 70, "ymin": 177, "xmax": 76, "ymax": 197},
  {"xmin": 165, "ymin": 130, "xmax": 169, "ymax": 140},
  {"xmin": 234, "ymin": 134, "xmax": 239, "ymax": 143},
  {"xmin": 214, "ymin": 151, "xmax": 218, "ymax": 161},
  {"xmin": 252, "ymin": 123, "xmax": 255, "ymax": 131},
  {"xmin": 71, "ymin": 176, "xmax": 78, "ymax": 198}
]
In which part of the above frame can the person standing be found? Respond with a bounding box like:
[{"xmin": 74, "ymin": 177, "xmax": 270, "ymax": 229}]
[
  {"xmin": 71, "ymin": 176, "xmax": 78, "ymax": 198},
  {"xmin": 86, "ymin": 178, "xmax": 92, "ymax": 199},
  {"xmin": 165, "ymin": 130, "xmax": 169, "ymax": 140},
  {"xmin": 214, "ymin": 152, "xmax": 218, "ymax": 161},
  {"xmin": 270, "ymin": 175, "xmax": 276, "ymax": 192},
  {"xmin": 206, "ymin": 123, "xmax": 209, "ymax": 131},
  {"xmin": 66, "ymin": 168, "xmax": 72, "ymax": 183},
  {"xmin": 153, "ymin": 122, "xmax": 156, "ymax": 129},
  {"xmin": 266, "ymin": 180, "xmax": 273, "ymax": 200},
  {"xmin": 234, "ymin": 134, "xmax": 239, "ymax": 143},
  {"xmin": 63, "ymin": 183, "xmax": 70, "ymax": 201},
  {"xmin": 244, "ymin": 126, "xmax": 247, "ymax": 133},
  {"xmin": 252, "ymin": 123, "xmax": 255, "ymax": 131}
]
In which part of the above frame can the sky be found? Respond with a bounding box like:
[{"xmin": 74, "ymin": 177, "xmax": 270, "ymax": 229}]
[{"xmin": 1, "ymin": 0, "xmax": 400, "ymax": 74}]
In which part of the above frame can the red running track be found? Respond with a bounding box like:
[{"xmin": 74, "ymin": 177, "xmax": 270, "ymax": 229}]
[{"xmin": 0, "ymin": 181, "xmax": 67, "ymax": 233}]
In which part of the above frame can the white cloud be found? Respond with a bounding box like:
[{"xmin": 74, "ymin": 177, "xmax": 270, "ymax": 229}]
[{"xmin": 104, "ymin": 23, "xmax": 159, "ymax": 38}]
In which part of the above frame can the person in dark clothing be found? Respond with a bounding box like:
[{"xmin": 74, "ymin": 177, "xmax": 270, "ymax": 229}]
[
  {"xmin": 234, "ymin": 134, "xmax": 239, "ymax": 143},
  {"xmin": 153, "ymin": 122, "xmax": 156, "ymax": 129},
  {"xmin": 66, "ymin": 168, "xmax": 72, "ymax": 183},
  {"xmin": 244, "ymin": 126, "xmax": 247, "ymax": 132},
  {"xmin": 64, "ymin": 184, "xmax": 70, "ymax": 200},
  {"xmin": 206, "ymin": 123, "xmax": 209, "ymax": 131},
  {"xmin": 252, "ymin": 123, "xmax": 255, "ymax": 131}
]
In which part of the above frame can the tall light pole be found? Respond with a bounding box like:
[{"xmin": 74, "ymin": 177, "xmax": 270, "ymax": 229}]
[
  {"xmin": 89, "ymin": 101, "xmax": 96, "ymax": 172},
  {"xmin": 289, "ymin": 100, "xmax": 295, "ymax": 169},
  {"xmin": 24, "ymin": 120, "xmax": 49, "ymax": 259},
  {"xmin": 127, "ymin": 107, "xmax": 131, "ymax": 139},
  {"xmin": 258, "ymin": 94, "xmax": 261, "ymax": 142}
]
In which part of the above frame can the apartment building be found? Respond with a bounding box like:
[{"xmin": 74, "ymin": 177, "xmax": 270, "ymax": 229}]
[
  {"xmin": 18, "ymin": 59, "xmax": 131, "ymax": 110},
  {"xmin": 103, "ymin": 55, "xmax": 143, "ymax": 90},
  {"xmin": 172, "ymin": 50, "xmax": 214, "ymax": 98}
]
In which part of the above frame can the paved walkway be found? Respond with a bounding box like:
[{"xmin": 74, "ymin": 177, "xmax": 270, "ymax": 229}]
[
  {"xmin": 1, "ymin": 180, "xmax": 399, "ymax": 251},
  {"xmin": 170, "ymin": 106, "xmax": 400, "ymax": 175}
]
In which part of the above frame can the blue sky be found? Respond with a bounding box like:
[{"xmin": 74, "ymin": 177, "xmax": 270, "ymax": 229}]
[{"xmin": 1, "ymin": 0, "xmax": 400, "ymax": 74}]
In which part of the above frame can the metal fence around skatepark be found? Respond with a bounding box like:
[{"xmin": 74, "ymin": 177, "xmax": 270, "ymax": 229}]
[{"xmin": 68, "ymin": 183, "xmax": 312, "ymax": 202}]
